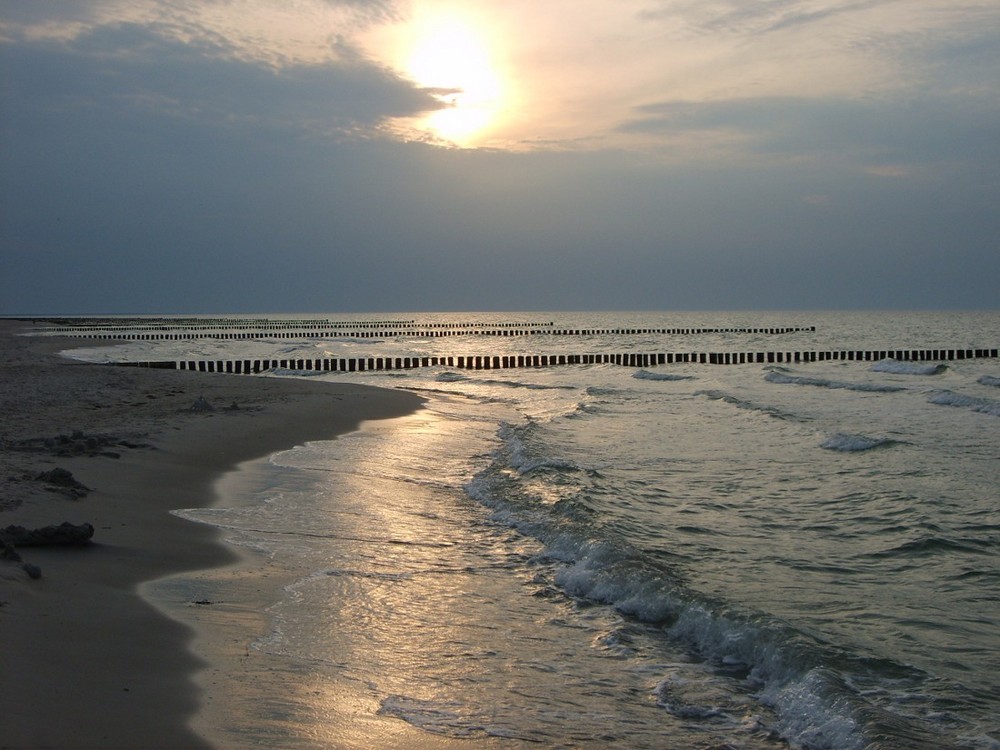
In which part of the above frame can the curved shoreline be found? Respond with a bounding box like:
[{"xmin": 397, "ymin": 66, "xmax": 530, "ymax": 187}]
[{"xmin": 0, "ymin": 321, "xmax": 423, "ymax": 748}]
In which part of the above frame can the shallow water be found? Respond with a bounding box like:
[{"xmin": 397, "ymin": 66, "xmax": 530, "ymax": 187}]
[{"xmin": 68, "ymin": 311, "xmax": 999, "ymax": 749}]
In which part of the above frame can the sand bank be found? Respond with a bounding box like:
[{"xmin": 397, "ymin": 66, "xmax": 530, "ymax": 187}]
[{"xmin": 0, "ymin": 321, "xmax": 424, "ymax": 748}]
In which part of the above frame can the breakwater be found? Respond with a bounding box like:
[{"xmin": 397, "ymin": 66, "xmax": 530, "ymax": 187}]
[
  {"xmin": 115, "ymin": 347, "xmax": 998, "ymax": 374},
  {"xmin": 35, "ymin": 319, "xmax": 554, "ymax": 335},
  {"xmin": 51, "ymin": 325, "xmax": 816, "ymax": 340}
]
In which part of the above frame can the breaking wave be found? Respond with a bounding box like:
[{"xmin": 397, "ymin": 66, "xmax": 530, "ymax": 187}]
[
  {"xmin": 463, "ymin": 418, "xmax": 955, "ymax": 750},
  {"xmin": 498, "ymin": 421, "xmax": 580, "ymax": 475}
]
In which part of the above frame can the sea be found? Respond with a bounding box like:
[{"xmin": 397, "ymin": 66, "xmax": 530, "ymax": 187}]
[{"xmin": 58, "ymin": 311, "xmax": 999, "ymax": 749}]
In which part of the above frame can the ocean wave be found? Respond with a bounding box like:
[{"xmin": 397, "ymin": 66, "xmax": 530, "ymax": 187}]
[
  {"xmin": 977, "ymin": 375, "xmax": 1000, "ymax": 388},
  {"xmin": 928, "ymin": 391, "xmax": 1000, "ymax": 416},
  {"xmin": 765, "ymin": 372, "xmax": 906, "ymax": 392},
  {"xmin": 472, "ymin": 468, "xmax": 864, "ymax": 747},
  {"xmin": 865, "ymin": 534, "xmax": 995, "ymax": 559},
  {"xmin": 436, "ymin": 371, "xmax": 469, "ymax": 382},
  {"xmin": 517, "ymin": 457, "xmax": 580, "ymax": 473},
  {"xmin": 820, "ymin": 433, "xmax": 898, "ymax": 452},
  {"xmin": 696, "ymin": 389, "xmax": 797, "ymax": 421},
  {"xmin": 466, "ymin": 442, "xmax": 954, "ymax": 750},
  {"xmin": 869, "ymin": 359, "xmax": 947, "ymax": 376},
  {"xmin": 554, "ymin": 547, "xmax": 878, "ymax": 750},
  {"xmin": 498, "ymin": 422, "xmax": 579, "ymax": 475},
  {"xmin": 633, "ymin": 369, "xmax": 695, "ymax": 381}
]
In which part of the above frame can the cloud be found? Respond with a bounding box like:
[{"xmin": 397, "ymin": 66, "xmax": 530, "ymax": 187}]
[
  {"xmin": 618, "ymin": 95, "xmax": 1000, "ymax": 174},
  {"xmin": 637, "ymin": 0, "xmax": 947, "ymax": 38},
  {"xmin": 636, "ymin": 0, "xmax": 877, "ymax": 35},
  {"xmin": 632, "ymin": 1, "xmax": 1000, "ymax": 99},
  {"xmin": 1, "ymin": 21, "xmax": 440, "ymax": 141},
  {"xmin": 1, "ymin": 1, "xmax": 998, "ymax": 314},
  {"xmin": 0, "ymin": 0, "xmax": 98, "ymax": 30}
]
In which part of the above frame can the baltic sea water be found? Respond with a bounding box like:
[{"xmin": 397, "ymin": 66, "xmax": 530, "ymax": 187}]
[{"xmin": 63, "ymin": 311, "xmax": 999, "ymax": 749}]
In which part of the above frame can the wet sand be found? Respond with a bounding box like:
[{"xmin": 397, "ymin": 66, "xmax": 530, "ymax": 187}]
[{"xmin": 0, "ymin": 321, "xmax": 424, "ymax": 748}]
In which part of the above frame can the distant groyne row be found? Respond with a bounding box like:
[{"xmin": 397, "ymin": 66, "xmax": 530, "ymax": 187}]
[
  {"xmin": 58, "ymin": 325, "xmax": 816, "ymax": 341},
  {"xmin": 39, "ymin": 319, "xmax": 418, "ymax": 333},
  {"xmin": 115, "ymin": 347, "xmax": 999, "ymax": 374},
  {"xmin": 37, "ymin": 319, "xmax": 554, "ymax": 333}
]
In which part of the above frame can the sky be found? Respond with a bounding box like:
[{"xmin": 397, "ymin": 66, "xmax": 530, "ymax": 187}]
[{"xmin": 1, "ymin": 0, "xmax": 998, "ymax": 314}]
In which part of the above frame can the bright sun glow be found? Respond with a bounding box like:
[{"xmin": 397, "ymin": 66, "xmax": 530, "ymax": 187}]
[{"xmin": 404, "ymin": 15, "xmax": 503, "ymax": 144}]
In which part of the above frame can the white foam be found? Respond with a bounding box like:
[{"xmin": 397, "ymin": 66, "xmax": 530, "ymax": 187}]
[
  {"xmin": 764, "ymin": 670, "xmax": 864, "ymax": 750},
  {"xmin": 554, "ymin": 552, "xmax": 678, "ymax": 624},
  {"xmin": 498, "ymin": 421, "xmax": 578, "ymax": 475}
]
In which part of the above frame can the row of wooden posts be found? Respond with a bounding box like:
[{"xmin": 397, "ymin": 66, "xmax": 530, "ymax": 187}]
[
  {"xmin": 116, "ymin": 347, "xmax": 999, "ymax": 374},
  {"xmin": 66, "ymin": 326, "xmax": 816, "ymax": 341},
  {"xmin": 39, "ymin": 319, "xmax": 552, "ymax": 333},
  {"xmin": 42, "ymin": 319, "xmax": 416, "ymax": 333}
]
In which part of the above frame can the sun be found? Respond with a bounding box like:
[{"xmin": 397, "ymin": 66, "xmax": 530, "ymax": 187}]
[{"xmin": 402, "ymin": 14, "xmax": 504, "ymax": 144}]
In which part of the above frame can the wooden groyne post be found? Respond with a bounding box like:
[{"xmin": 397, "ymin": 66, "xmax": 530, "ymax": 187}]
[
  {"xmin": 57, "ymin": 325, "xmax": 817, "ymax": 341},
  {"xmin": 115, "ymin": 347, "xmax": 998, "ymax": 374}
]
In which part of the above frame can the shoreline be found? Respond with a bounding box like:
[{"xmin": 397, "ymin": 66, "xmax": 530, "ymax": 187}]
[{"xmin": 0, "ymin": 321, "xmax": 424, "ymax": 748}]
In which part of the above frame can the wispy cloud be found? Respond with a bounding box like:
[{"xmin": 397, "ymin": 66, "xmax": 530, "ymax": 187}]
[{"xmin": 618, "ymin": 94, "xmax": 1000, "ymax": 171}]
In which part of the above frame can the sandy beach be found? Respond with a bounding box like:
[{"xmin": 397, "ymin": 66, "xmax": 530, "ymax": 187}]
[{"xmin": 0, "ymin": 320, "xmax": 424, "ymax": 748}]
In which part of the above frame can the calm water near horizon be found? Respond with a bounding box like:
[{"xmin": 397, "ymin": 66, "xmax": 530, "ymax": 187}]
[{"xmin": 60, "ymin": 311, "xmax": 1000, "ymax": 749}]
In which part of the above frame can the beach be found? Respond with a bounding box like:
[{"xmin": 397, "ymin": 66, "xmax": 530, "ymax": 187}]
[{"xmin": 0, "ymin": 320, "xmax": 424, "ymax": 748}]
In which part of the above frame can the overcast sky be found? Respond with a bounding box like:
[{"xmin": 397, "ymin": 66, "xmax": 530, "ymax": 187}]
[{"xmin": 2, "ymin": 0, "xmax": 998, "ymax": 314}]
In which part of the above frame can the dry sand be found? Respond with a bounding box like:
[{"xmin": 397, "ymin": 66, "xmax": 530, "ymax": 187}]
[{"xmin": 0, "ymin": 320, "xmax": 425, "ymax": 748}]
